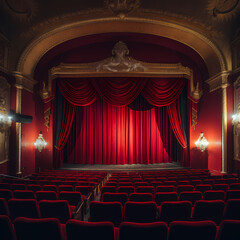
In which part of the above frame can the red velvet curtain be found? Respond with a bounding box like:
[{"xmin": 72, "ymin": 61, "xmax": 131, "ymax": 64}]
[
  {"xmin": 65, "ymin": 97, "xmax": 172, "ymax": 164},
  {"xmin": 54, "ymin": 77, "xmax": 188, "ymax": 166}
]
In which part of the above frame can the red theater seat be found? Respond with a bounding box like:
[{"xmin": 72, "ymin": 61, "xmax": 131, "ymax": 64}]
[
  {"xmin": 103, "ymin": 192, "xmax": 128, "ymax": 206},
  {"xmin": 0, "ymin": 215, "xmax": 17, "ymax": 240},
  {"xmin": 216, "ymin": 220, "xmax": 240, "ymax": 240},
  {"xmin": 39, "ymin": 200, "xmax": 71, "ymax": 223},
  {"xmin": 75, "ymin": 186, "xmax": 93, "ymax": 196},
  {"xmin": 35, "ymin": 191, "xmax": 58, "ymax": 201},
  {"xmin": 129, "ymin": 193, "xmax": 153, "ymax": 202},
  {"xmin": 223, "ymin": 199, "xmax": 240, "ymax": 220},
  {"xmin": 26, "ymin": 184, "xmax": 41, "ymax": 192},
  {"xmin": 226, "ymin": 190, "xmax": 240, "ymax": 200},
  {"xmin": 156, "ymin": 186, "xmax": 175, "ymax": 193},
  {"xmin": 178, "ymin": 191, "xmax": 202, "ymax": 205},
  {"xmin": 0, "ymin": 189, "xmax": 13, "ymax": 200},
  {"xmin": 155, "ymin": 192, "xmax": 178, "ymax": 206},
  {"xmin": 59, "ymin": 185, "xmax": 74, "ymax": 192},
  {"xmin": 90, "ymin": 201, "xmax": 123, "ymax": 226},
  {"xmin": 192, "ymin": 200, "xmax": 225, "ymax": 225},
  {"xmin": 42, "ymin": 185, "xmax": 58, "ymax": 192},
  {"xmin": 13, "ymin": 190, "xmax": 35, "ymax": 199},
  {"xmin": 59, "ymin": 191, "xmax": 83, "ymax": 207},
  {"xmin": 11, "ymin": 184, "xmax": 26, "ymax": 191},
  {"xmin": 195, "ymin": 184, "xmax": 212, "ymax": 193},
  {"xmin": 0, "ymin": 198, "xmax": 9, "ymax": 216},
  {"xmin": 229, "ymin": 183, "xmax": 240, "ymax": 190},
  {"xmin": 136, "ymin": 186, "xmax": 155, "ymax": 194},
  {"xmin": 66, "ymin": 220, "xmax": 115, "ymax": 240},
  {"xmin": 117, "ymin": 186, "xmax": 134, "ymax": 195},
  {"xmin": 0, "ymin": 183, "xmax": 11, "ymax": 190},
  {"xmin": 203, "ymin": 190, "xmax": 225, "ymax": 201},
  {"xmin": 119, "ymin": 221, "xmax": 168, "ymax": 240},
  {"xmin": 14, "ymin": 217, "xmax": 63, "ymax": 240},
  {"xmin": 158, "ymin": 201, "xmax": 192, "ymax": 224},
  {"xmin": 8, "ymin": 199, "xmax": 40, "ymax": 220},
  {"xmin": 212, "ymin": 184, "xmax": 229, "ymax": 192},
  {"xmin": 168, "ymin": 221, "xmax": 217, "ymax": 240},
  {"xmin": 124, "ymin": 201, "xmax": 157, "ymax": 223},
  {"xmin": 177, "ymin": 185, "xmax": 194, "ymax": 193}
]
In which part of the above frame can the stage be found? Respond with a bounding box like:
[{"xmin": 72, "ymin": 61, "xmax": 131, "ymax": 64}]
[{"xmin": 61, "ymin": 162, "xmax": 186, "ymax": 172}]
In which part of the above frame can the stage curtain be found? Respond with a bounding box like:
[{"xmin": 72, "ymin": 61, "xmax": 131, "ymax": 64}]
[
  {"xmin": 58, "ymin": 78, "xmax": 98, "ymax": 106},
  {"xmin": 142, "ymin": 78, "xmax": 185, "ymax": 106},
  {"xmin": 91, "ymin": 77, "xmax": 147, "ymax": 106},
  {"xmin": 56, "ymin": 101, "xmax": 76, "ymax": 150},
  {"xmin": 65, "ymin": 96, "xmax": 172, "ymax": 164}
]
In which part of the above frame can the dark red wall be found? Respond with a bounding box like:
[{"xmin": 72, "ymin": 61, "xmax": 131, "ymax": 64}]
[{"xmin": 190, "ymin": 86, "xmax": 222, "ymax": 173}]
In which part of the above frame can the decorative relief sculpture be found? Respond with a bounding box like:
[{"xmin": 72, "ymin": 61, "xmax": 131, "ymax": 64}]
[
  {"xmin": 105, "ymin": 0, "xmax": 140, "ymax": 18},
  {"xmin": 207, "ymin": 0, "xmax": 240, "ymax": 20},
  {"xmin": 96, "ymin": 41, "xmax": 145, "ymax": 72}
]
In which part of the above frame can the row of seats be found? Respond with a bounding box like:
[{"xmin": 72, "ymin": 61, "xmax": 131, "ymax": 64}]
[
  {"xmin": 2, "ymin": 215, "xmax": 239, "ymax": 240},
  {"xmin": 102, "ymin": 190, "xmax": 240, "ymax": 205},
  {"xmin": 0, "ymin": 183, "xmax": 94, "ymax": 194},
  {"xmin": 89, "ymin": 199, "xmax": 240, "ymax": 226},
  {"xmin": 0, "ymin": 190, "xmax": 85, "ymax": 205},
  {"xmin": 0, "ymin": 199, "xmax": 74, "ymax": 223}
]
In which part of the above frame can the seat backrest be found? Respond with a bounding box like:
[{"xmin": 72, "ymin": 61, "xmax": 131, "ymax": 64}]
[
  {"xmin": 103, "ymin": 193, "xmax": 128, "ymax": 206},
  {"xmin": 11, "ymin": 184, "xmax": 26, "ymax": 191},
  {"xmin": 13, "ymin": 190, "xmax": 35, "ymax": 199},
  {"xmin": 177, "ymin": 185, "xmax": 194, "ymax": 193},
  {"xmin": 42, "ymin": 185, "xmax": 58, "ymax": 192},
  {"xmin": 35, "ymin": 191, "xmax": 58, "ymax": 201},
  {"xmin": 124, "ymin": 201, "xmax": 157, "ymax": 223},
  {"xmin": 129, "ymin": 193, "xmax": 153, "ymax": 202},
  {"xmin": 216, "ymin": 220, "xmax": 240, "ymax": 240},
  {"xmin": 58, "ymin": 185, "xmax": 74, "ymax": 192},
  {"xmin": 26, "ymin": 184, "xmax": 42, "ymax": 192},
  {"xmin": 158, "ymin": 201, "xmax": 192, "ymax": 224},
  {"xmin": 178, "ymin": 191, "xmax": 202, "ymax": 205},
  {"xmin": 0, "ymin": 183, "xmax": 11, "ymax": 190},
  {"xmin": 229, "ymin": 183, "xmax": 240, "ymax": 190},
  {"xmin": 0, "ymin": 198, "xmax": 9, "ymax": 216},
  {"xmin": 155, "ymin": 192, "xmax": 178, "ymax": 206},
  {"xmin": 39, "ymin": 200, "xmax": 71, "ymax": 223},
  {"xmin": 168, "ymin": 220, "xmax": 217, "ymax": 240},
  {"xmin": 212, "ymin": 184, "xmax": 229, "ymax": 192},
  {"xmin": 195, "ymin": 184, "xmax": 212, "ymax": 193},
  {"xmin": 66, "ymin": 219, "xmax": 115, "ymax": 240},
  {"xmin": 136, "ymin": 186, "xmax": 155, "ymax": 194},
  {"xmin": 14, "ymin": 217, "xmax": 63, "ymax": 240},
  {"xmin": 119, "ymin": 221, "xmax": 168, "ymax": 240},
  {"xmin": 192, "ymin": 200, "xmax": 225, "ymax": 225},
  {"xmin": 203, "ymin": 190, "xmax": 225, "ymax": 201},
  {"xmin": 226, "ymin": 190, "xmax": 240, "ymax": 201},
  {"xmin": 156, "ymin": 186, "xmax": 175, "ymax": 193},
  {"xmin": 117, "ymin": 186, "xmax": 134, "ymax": 195},
  {"xmin": 75, "ymin": 186, "xmax": 93, "ymax": 195},
  {"xmin": 8, "ymin": 199, "xmax": 40, "ymax": 220},
  {"xmin": 90, "ymin": 201, "xmax": 123, "ymax": 227},
  {"xmin": 59, "ymin": 191, "xmax": 82, "ymax": 206},
  {"xmin": 0, "ymin": 189, "xmax": 13, "ymax": 200},
  {"xmin": 223, "ymin": 199, "xmax": 240, "ymax": 220},
  {"xmin": 0, "ymin": 215, "xmax": 17, "ymax": 240}
]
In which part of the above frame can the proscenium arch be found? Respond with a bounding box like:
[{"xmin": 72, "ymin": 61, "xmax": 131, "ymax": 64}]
[{"xmin": 17, "ymin": 18, "xmax": 226, "ymax": 78}]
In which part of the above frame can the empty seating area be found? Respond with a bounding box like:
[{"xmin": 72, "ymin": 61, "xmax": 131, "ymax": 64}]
[{"xmin": 0, "ymin": 169, "xmax": 240, "ymax": 239}]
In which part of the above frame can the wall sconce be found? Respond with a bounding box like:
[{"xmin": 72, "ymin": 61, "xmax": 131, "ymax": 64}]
[
  {"xmin": 34, "ymin": 131, "xmax": 47, "ymax": 152},
  {"xmin": 195, "ymin": 132, "xmax": 209, "ymax": 152},
  {"xmin": 232, "ymin": 113, "xmax": 240, "ymax": 126},
  {"xmin": 0, "ymin": 113, "xmax": 12, "ymax": 132}
]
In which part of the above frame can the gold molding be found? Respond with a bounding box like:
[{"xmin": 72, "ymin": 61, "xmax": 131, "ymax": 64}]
[
  {"xmin": 205, "ymin": 71, "xmax": 232, "ymax": 92},
  {"xmin": 16, "ymin": 16, "xmax": 226, "ymax": 80},
  {"xmin": 48, "ymin": 60, "xmax": 197, "ymax": 99},
  {"xmin": 12, "ymin": 72, "xmax": 37, "ymax": 93}
]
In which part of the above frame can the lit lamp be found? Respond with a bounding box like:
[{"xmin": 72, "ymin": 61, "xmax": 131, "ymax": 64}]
[
  {"xmin": 34, "ymin": 131, "xmax": 47, "ymax": 152},
  {"xmin": 195, "ymin": 132, "xmax": 209, "ymax": 152},
  {"xmin": 0, "ymin": 112, "xmax": 12, "ymax": 132},
  {"xmin": 232, "ymin": 113, "xmax": 240, "ymax": 126}
]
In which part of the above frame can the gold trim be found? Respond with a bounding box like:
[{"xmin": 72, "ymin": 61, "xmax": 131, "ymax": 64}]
[
  {"xmin": 0, "ymin": 159, "xmax": 9, "ymax": 165},
  {"xmin": 222, "ymin": 86, "xmax": 228, "ymax": 173},
  {"xmin": 16, "ymin": 17, "xmax": 226, "ymax": 80},
  {"xmin": 13, "ymin": 72, "xmax": 37, "ymax": 93},
  {"xmin": 16, "ymin": 87, "xmax": 22, "ymax": 175},
  {"xmin": 206, "ymin": 71, "xmax": 231, "ymax": 92}
]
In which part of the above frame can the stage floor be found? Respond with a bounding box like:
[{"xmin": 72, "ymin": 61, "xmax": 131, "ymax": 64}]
[{"xmin": 61, "ymin": 162, "xmax": 186, "ymax": 172}]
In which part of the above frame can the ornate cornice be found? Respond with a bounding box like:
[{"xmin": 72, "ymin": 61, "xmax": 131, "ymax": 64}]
[
  {"xmin": 12, "ymin": 72, "xmax": 37, "ymax": 93},
  {"xmin": 205, "ymin": 71, "xmax": 232, "ymax": 92}
]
